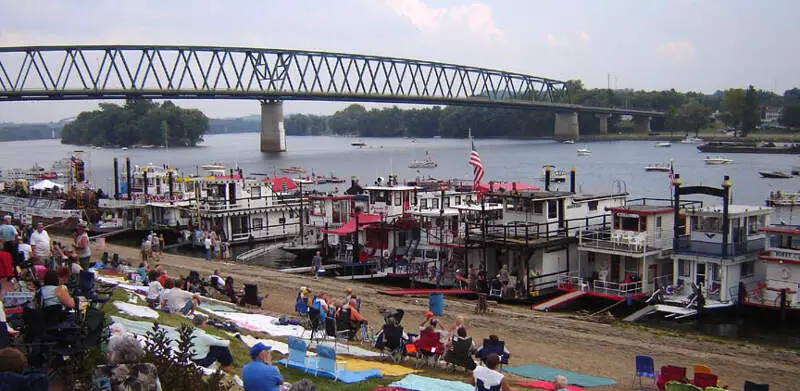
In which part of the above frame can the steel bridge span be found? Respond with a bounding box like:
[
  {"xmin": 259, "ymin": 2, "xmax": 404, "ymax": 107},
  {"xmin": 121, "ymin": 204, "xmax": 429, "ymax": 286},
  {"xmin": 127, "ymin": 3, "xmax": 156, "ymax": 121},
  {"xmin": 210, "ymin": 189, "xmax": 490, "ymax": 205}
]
[{"xmin": 0, "ymin": 45, "xmax": 664, "ymax": 151}]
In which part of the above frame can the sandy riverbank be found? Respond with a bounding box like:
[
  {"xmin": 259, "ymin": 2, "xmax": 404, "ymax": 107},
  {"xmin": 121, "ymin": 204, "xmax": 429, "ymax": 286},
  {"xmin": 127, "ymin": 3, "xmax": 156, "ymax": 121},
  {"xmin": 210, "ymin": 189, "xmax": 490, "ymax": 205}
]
[{"xmin": 71, "ymin": 237, "xmax": 800, "ymax": 390}]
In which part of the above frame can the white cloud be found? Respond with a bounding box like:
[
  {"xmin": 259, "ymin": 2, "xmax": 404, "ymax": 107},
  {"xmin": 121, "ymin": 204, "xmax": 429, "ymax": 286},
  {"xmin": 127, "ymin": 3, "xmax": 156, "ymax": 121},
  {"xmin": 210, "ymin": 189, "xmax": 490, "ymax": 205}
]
[
  {"xmin": 383, "ymin": 0, "xmax": 503, "ymax": 39},
  {"xmin": 657, "ymin": 41, "xmax": 696, "ymax": 63},
  {"xmin": 545, "ymin": 31, "xmax": 590, "ymax": 48}
]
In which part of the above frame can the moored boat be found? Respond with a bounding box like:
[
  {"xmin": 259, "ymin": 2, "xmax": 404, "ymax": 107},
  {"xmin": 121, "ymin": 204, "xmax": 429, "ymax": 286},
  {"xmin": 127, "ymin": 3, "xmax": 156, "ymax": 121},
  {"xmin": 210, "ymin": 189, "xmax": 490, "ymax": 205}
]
[
  {"xmin": 351, "ymin": 141, "xmax": 366, "ymax": 147},
  {"xmin": 654, "ymin": 141, "xmax": 672, "ymax": 147},
  {"xmin": 200, "ymin": 162, "xmax": 225, "ymax": 170},
  {"xmin": 576, "ymin": 148, "xmax": 591, "ymax": 156},
  {"xmin": 562, "ymin": 139, "xmax": 575, "ymax": 144},
  {"xmin": 703, "ymin": 156, "xmax": 733, "ymax": 165}
]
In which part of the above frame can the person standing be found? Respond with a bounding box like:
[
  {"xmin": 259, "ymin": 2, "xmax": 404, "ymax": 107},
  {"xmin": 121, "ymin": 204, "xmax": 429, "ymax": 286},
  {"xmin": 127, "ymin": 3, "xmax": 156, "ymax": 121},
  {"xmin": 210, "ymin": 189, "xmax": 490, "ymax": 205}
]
[
  {"xmin": 29, "ymin": 222, "xmax": 51, "ymax": 266},
  {"xmin": 74, "ymin": 221, "xmax": 92, "ymax": 270},
  {"xmin": 0, "ymin": 216, "xmax": 17, "ymax": 247},
  {"xmin": 312, "ymin": 251, "xmax": 322, "ymax": 280},
  {"xmin": 242, "ymin": 343, "xmax": 283, "ymax": 391},
  {"xmin": 203, "ymin": 234, "xmax": 212, "ymax": 261}
]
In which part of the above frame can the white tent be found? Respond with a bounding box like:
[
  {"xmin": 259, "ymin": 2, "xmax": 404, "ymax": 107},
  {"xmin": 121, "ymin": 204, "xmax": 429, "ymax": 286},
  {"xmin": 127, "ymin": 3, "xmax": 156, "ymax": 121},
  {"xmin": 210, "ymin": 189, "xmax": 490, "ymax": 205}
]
[{"xmin": 31, "ymin": 179, "xmax": 63, "ymax": 191}]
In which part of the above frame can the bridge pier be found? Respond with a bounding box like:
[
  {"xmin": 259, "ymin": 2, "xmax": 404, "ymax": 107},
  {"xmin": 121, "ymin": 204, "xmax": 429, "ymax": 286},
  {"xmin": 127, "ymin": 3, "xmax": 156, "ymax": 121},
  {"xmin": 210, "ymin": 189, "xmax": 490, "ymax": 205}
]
[
  {"xmin": 596, "ymin": 113, "xmax": 611, "ymax": 134},
  {"xmin": 260, "ymin": 100, "xmax": 286, "ymax": 152},
  {"xmin": 633, "ymin": 115, "xmax": 652, "ymax": 134},
  {"xmin": 554, "ymin": 111, "xmax": 579, "ymax": 140}
]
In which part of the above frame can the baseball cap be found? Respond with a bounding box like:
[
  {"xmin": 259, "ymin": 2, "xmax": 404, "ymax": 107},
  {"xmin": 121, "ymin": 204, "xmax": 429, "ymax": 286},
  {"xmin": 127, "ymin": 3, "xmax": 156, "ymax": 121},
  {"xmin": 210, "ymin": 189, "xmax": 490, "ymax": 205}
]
[{"xmin": 249, "ymin": 342, "xmax": 271, "ymax": 358}]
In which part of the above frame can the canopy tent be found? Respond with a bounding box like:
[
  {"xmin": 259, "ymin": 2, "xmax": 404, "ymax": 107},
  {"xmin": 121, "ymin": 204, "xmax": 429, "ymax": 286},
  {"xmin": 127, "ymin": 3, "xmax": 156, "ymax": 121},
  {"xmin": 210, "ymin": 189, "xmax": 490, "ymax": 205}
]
[
  {"xmin": 475, "ymin": 182, "xmax": 539, "ymax": 193},
  {"xmin": 265, "ymin": 177, "xmax": 298, "ymax": 192},
  {"xmin": 31, "ymin": 179, "xmax": 63, "ymax": 190},
  {"xmin": 322, "ymin": 213, "xmax": 383, "ymax": 235}
]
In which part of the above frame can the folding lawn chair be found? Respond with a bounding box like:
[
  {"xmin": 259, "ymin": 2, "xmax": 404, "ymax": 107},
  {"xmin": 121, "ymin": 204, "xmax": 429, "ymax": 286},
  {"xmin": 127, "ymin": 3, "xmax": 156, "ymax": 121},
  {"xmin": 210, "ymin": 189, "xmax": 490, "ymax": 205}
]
[
  {"xmin": 313, "ymin": 344, "xmax": 347, "ymax": 382},
  {"xmin": 443, "ymin": 336, "xmax": 476, "ymax": 372},
  {"xmin": 632, "ymin": 354, "xmax": 657, "ymax": 390},
  {"xmin": 285, "ymin": 336, "xmax": 310, "ymax": 371}
]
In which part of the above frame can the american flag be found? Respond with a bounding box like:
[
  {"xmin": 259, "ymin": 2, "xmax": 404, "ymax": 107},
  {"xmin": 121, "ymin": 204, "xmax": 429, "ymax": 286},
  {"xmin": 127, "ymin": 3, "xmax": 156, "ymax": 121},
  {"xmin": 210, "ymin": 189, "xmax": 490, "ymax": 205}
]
[{"xmin": 468, "ymin": 141, "xmax": 484, "ymax": 189}]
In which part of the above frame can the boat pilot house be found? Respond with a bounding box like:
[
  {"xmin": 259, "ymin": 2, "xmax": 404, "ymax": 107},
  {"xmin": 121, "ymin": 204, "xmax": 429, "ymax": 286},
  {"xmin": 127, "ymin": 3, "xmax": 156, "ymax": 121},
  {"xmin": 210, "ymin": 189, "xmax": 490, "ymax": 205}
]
[{"xmin": 464, "ymin": 184, "xmax": 627, "ymax": 302}]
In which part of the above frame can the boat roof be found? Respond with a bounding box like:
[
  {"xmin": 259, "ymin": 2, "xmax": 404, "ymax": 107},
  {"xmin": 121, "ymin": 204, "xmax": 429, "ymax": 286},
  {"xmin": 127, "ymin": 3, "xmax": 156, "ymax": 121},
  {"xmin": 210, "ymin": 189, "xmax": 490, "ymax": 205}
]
[
  {"xmin": 760, "ymin": 225, "xmax": 800, "ymax": 235},
  {"xmin": 572, "ymin": 192, "xmax": 628, "ymax": 202},
  {"xmin": 488, "ymin": 189, "xmax": 572, "ymax": 201},
  {"xmin": 684, "ymin": 204, "xmax": 772, "ymax": 217},
  {"xmin": 609, "ymin": 204, "xmax": 672, "ymax": 216}
]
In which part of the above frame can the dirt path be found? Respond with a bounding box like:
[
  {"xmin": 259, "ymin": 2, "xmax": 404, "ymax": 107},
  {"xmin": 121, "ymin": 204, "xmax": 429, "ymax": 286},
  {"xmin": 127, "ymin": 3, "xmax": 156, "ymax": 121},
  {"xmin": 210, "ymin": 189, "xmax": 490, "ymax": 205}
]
[{"xmin": 80, "ymin": 239, "xmax": 799, "ymax": 390}]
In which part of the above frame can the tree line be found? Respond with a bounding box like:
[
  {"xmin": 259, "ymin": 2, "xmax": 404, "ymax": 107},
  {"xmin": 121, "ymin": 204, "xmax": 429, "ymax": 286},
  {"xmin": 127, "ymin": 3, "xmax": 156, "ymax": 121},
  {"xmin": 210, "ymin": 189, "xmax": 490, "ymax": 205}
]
[
  {"xmin": 285, "ymin": 81, "xmax": 797, "ymax": 138},
  {"xmin": 61, "ymin": 99, "xmax": 208, "ymax": 147}
]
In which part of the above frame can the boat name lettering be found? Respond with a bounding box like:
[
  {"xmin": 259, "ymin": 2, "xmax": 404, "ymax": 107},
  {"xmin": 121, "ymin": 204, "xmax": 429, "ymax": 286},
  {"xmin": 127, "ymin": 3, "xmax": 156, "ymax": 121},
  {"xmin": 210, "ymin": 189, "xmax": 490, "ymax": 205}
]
[{"xmin": 132, "ymin": 194, "xmax": 183, "ymax": 202}]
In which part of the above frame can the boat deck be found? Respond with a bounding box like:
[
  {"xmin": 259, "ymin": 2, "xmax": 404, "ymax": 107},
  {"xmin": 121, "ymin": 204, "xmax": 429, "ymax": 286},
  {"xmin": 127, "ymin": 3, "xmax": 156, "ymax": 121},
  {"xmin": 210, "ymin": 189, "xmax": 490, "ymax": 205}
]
[{"xmin": 377, "ymin": 288, "xmax": 474, "ymax": 297}]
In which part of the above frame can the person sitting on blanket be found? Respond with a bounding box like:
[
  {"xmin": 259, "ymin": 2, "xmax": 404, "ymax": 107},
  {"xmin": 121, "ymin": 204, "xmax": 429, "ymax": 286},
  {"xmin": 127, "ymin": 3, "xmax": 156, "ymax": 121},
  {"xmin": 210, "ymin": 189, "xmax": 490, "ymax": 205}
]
[
  {"xmin": 161, "ymin": 279, "xmax": 200, "ymax": 315},
  {"xmin": 136, "ymin": 262, "xmax": 149, "ymax": 283},
  {"xmin": 242, "ymin": 342, "xmax": 283, "ymax": 391},
  {"xmin": 190, "ymin": 321, "xmax": 235, "ymax": 374},
  {"xmin": 475, "ymin": 334, "xmax": 511, "ymax": 362},
  {"xmin": 0, "ymin": 280, "xmax": 19, "ymax": 336},
  {"xmin": 553, "ymin": 375, "xmax": 569, "ymax": 391},
  {"xmin": 469, "ymin": 353, "xmax": 512, "ymax": 391},
  {"xmin": 39, "ymin": 268, "xmax": 76, "ymax": 323}
]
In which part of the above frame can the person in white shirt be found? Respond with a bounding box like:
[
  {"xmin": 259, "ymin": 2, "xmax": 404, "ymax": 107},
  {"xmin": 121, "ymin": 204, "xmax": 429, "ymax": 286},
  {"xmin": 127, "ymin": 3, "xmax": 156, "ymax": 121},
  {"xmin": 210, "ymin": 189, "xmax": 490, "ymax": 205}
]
[
  {"xmin": 204, "ymin": 236, "xmax": 212, "ymax": 261},
  {"xmin": 16, "ymin": 238, "xmax": 31, "ymax": 261},
  {"xmin": 146, "ymin": 270, "xmax": 164, "ymax": 308},
  {"xmin": 29, "ymin": 222, "xmax": 51, "ymax": 265},
  {"xmin": 161, "ymin": 280, "xmax": 200, "ymax": 315},
  {"xmin": 470, "ymin": 353, "xmax": 511, "ymax": 391}
]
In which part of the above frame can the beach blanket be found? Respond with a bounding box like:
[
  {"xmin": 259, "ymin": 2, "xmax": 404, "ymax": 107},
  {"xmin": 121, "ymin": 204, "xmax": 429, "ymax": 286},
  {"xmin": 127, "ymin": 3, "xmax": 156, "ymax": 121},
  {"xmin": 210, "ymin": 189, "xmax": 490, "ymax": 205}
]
[
  {"xmin": 113, "ymin": 302, "xmax": 159, "ymax": 319},
  {"xmin": 307, "ymin": 341, "xmax": 382, "ymax": 358},
  {"xmin": 236, "ymin": 334, "xmax": 289, "ymax": 355},
  {"xmin": 517, "ymin": 380, "xmax": 585, "ymax": 391},
  {"xmin": 389, "ymin": 374, "xmax": 474, "ymax": 391},
  {"xmin": 202, "ymin": 309, "xmax": 307, "ymax": 338},
  {"xmin": 343, "ymin": 358, "xmax": 417, "ymax": 377},
  {"xmin": 198, "ymin": 302, "xmax": 239, "ymax": 313},
  {"xmin": 278, "ymin": 357, "xmax": 381, "ymax": 384},
  {"xmin": 504, "ymin": 365, "xmax": 616, "ymax": 388}
]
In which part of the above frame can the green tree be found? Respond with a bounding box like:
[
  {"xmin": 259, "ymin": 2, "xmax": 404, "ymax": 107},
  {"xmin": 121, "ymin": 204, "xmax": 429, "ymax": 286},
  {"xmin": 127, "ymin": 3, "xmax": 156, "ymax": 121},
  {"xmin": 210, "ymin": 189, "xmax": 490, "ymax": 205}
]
[
  {"xmin": 719, "ymin": 88, "xmax": 745, "ymax": 132},
  {"xmin": 741, "ymin": 85, "xmax": 760, "ymax": 137},
  {"xmin": 61, "ymin": 99, "xmax": 207, "ymax": 147},
  {"xmin": 780, "ymin": 88, "xmax": 800, "ymax": 129},
  {"xmin": 674, "ymin": 100, "xmax": 712, "ymax": 137}
]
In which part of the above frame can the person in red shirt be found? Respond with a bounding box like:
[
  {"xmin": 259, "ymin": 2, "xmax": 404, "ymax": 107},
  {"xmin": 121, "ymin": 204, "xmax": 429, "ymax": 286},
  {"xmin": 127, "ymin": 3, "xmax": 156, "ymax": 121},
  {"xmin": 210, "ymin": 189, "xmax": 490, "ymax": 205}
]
[{"xmin": 0, "ymin": 239, "xmax": 13, "ymax": 279}]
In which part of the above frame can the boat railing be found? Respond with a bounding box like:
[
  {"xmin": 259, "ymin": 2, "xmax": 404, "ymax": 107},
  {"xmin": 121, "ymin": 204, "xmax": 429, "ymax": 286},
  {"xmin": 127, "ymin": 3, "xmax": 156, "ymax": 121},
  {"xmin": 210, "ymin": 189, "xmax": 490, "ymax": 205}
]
[
  {"xmin": 675, "ymin": 236, "xmax": 765, "ymax": 258},
  {"xmin": 556, "ymin": 271, "xmax": 644, "ymax": 296},
  {"xmin": 578, "ymin": 228, "xmax": 673, "ymax": 254},
  {"xmin": 624, "ymin": 197, "xmax": 703, "ymax": 209},
  {"xmin": 740, "ymin": 279, "xmax": 800, "ymax": 309}
]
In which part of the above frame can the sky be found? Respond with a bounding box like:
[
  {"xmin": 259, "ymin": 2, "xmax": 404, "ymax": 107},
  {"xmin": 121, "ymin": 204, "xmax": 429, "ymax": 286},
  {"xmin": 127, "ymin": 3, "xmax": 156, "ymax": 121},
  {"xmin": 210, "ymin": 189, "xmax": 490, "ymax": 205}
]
[{"xmin": 0, "ymin": 0, "xmax": 798, "ymax": 123}]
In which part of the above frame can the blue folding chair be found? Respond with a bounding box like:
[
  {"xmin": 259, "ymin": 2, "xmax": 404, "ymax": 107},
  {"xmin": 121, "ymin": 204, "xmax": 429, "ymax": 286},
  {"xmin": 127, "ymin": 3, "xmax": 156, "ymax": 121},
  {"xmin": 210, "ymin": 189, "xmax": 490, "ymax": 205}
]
[
  {"xmin": 285, "ymin": 336, "xmax": 310, "ymax": 370},
  {"xmin": 314, "ymin": 344, "xmax": 347, "ymax": 381},
  {"xmin": 633, "ymin": 354, "xmax": 657, "ymax": 390}
]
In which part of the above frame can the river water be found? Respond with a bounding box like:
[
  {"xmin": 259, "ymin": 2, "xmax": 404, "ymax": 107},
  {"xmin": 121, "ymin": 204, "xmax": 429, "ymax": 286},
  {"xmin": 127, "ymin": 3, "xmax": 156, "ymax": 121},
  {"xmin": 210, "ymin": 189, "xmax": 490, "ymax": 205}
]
[{"xmin": 5, "ymin": 134, "xmax": 799, "ymax": 221}]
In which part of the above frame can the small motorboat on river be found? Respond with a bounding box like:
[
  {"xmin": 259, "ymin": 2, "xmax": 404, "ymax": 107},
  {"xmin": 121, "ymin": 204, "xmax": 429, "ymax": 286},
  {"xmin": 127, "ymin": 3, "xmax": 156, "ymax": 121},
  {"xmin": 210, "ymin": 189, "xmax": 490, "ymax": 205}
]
[
  {"xmin": 281, "ymin": 167, "xmax": 307, "ymax": 174},
  {"xmin": 703, "ymin": 156, "xmax": 733, "ymax": 165},
  {"xmin": 409, "ymin": 151, "xmax": 438, "ymax": 169},
  {"xmin": 654, "ymin": 141, "xmax": 672, "ymax": 147},
  {"xmin": 759, "ymin": 171, "xmax": 793, "ymax": 179},
  {"xmin": 644, "ymin": 163, "xmax": 672, "ymax": 172},
  {"xmin": 577, "ymin": 148, "xmax": 592, "ymax": 156}
]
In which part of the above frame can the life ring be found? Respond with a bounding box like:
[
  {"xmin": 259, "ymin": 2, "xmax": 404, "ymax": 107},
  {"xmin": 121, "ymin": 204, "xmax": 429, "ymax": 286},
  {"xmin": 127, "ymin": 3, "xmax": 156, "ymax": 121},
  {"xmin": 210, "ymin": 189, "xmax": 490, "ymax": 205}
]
[{"xmin": 781, "ymin": 268, "xmax": 792, "ymax": 280}]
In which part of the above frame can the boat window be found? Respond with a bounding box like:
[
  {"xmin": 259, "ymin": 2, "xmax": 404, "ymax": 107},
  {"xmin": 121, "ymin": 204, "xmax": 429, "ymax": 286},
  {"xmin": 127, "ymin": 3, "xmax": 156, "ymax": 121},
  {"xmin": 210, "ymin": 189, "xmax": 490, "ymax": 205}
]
[
  {"xmin": 547, "ymin": 201, "xmax": 557, "ymax": 219},
  {"xmin": 678, "ymin": 259, "xmax": 690, "ymax": 278},
  {"xmin": 310, "ymin": 200, "xmax": 324, "ymax": 216},
  {"xmin": 747, "ymin": 216, "xmax": 759, "ymax": 234},
  {"xmin": 410, "ymin": 192, "xmax": 417, "ymax": 206},
  {"xmin": 251, "ymin": 186, "xmax": 261, "ymax": 199},
  {"xmin": 394, "ymin": 192, "xmax": 402, "ymax": 206},
  {"xmin": 656, "ymin": 216, "xmax": 662, "ymax": 228},
  {"xmin": 252, "ymin": 218, "xmax": 263, "ymax": 230},
  {"xmin": 421, "ymin": 199, "xmax": 428, "ymax": 209},
  {"xmin": 616, "ymin": 216, "xmax": 639, "ymax": 231},
  {"xmin": 534, "ymin": 201, "xmax": 543, "ymax": 214},
  {"xmin": 455, "ymin": 196, "xmax": 461, "ymax": 205},
  {"xmin": 185, "ymin": 182, "xmax": 195, "ymax": 193},
  {"xmin": 588, "ymin": 200, "xmax": 598, "ymax": 211},
  {"xmin": 444, "ymin": 196, "xmax": 450, "ymax": 208},
  {"xmin": 698, "ymin": 217, "xmax": 721, "ymax": 232},
  {"xmin": 740, "ymin": 261, "xmax": 755, "ymax": 278},
  {"xmin": 432, "ymin": 198, "xmax": 439, "ymax": 209},
  {"xmin": 639, "ymin": 217, "xmax": 647, "ymax": 232}
]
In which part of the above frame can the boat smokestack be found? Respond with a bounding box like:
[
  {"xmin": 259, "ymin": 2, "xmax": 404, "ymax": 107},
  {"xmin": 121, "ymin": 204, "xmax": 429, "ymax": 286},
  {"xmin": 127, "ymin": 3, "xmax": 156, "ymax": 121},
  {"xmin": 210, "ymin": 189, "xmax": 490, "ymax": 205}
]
[
  {"xmin": 125, "ymin": 157, "xmax": 132, "ymax": 200},
  {"xmin": 544, "ymin": 166, "xmax": 551, "ymax": 191},
  {"xmin": 570, "ymin": 167, "xmax": 576, "ymax": 194},
  {"xmin": 113, "ymin": 157, "xmax": 119, "ymax": 199},
  {"xmin": 168, "ymin": 170, "xmax": 174, "ymax": 205}
]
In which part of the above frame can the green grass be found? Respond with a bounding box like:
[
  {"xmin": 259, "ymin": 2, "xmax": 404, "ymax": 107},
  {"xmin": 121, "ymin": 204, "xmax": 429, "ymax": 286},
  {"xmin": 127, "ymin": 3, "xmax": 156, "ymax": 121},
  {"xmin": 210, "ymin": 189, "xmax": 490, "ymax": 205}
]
[{"xmin": 100, "ymin": 288, "xmax": 410, "ymax": 389}]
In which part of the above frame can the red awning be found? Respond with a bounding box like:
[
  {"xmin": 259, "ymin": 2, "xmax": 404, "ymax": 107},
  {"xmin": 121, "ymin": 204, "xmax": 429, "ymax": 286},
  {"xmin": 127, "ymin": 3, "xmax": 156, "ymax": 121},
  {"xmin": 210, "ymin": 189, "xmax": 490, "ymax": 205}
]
[
  {"xmin": 265, "ymin": 177, "xmax": 298, "ymax": 192},
  {"xmin": 322, "ymin": 213, "xmax": 383, "ymax": 235}
]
